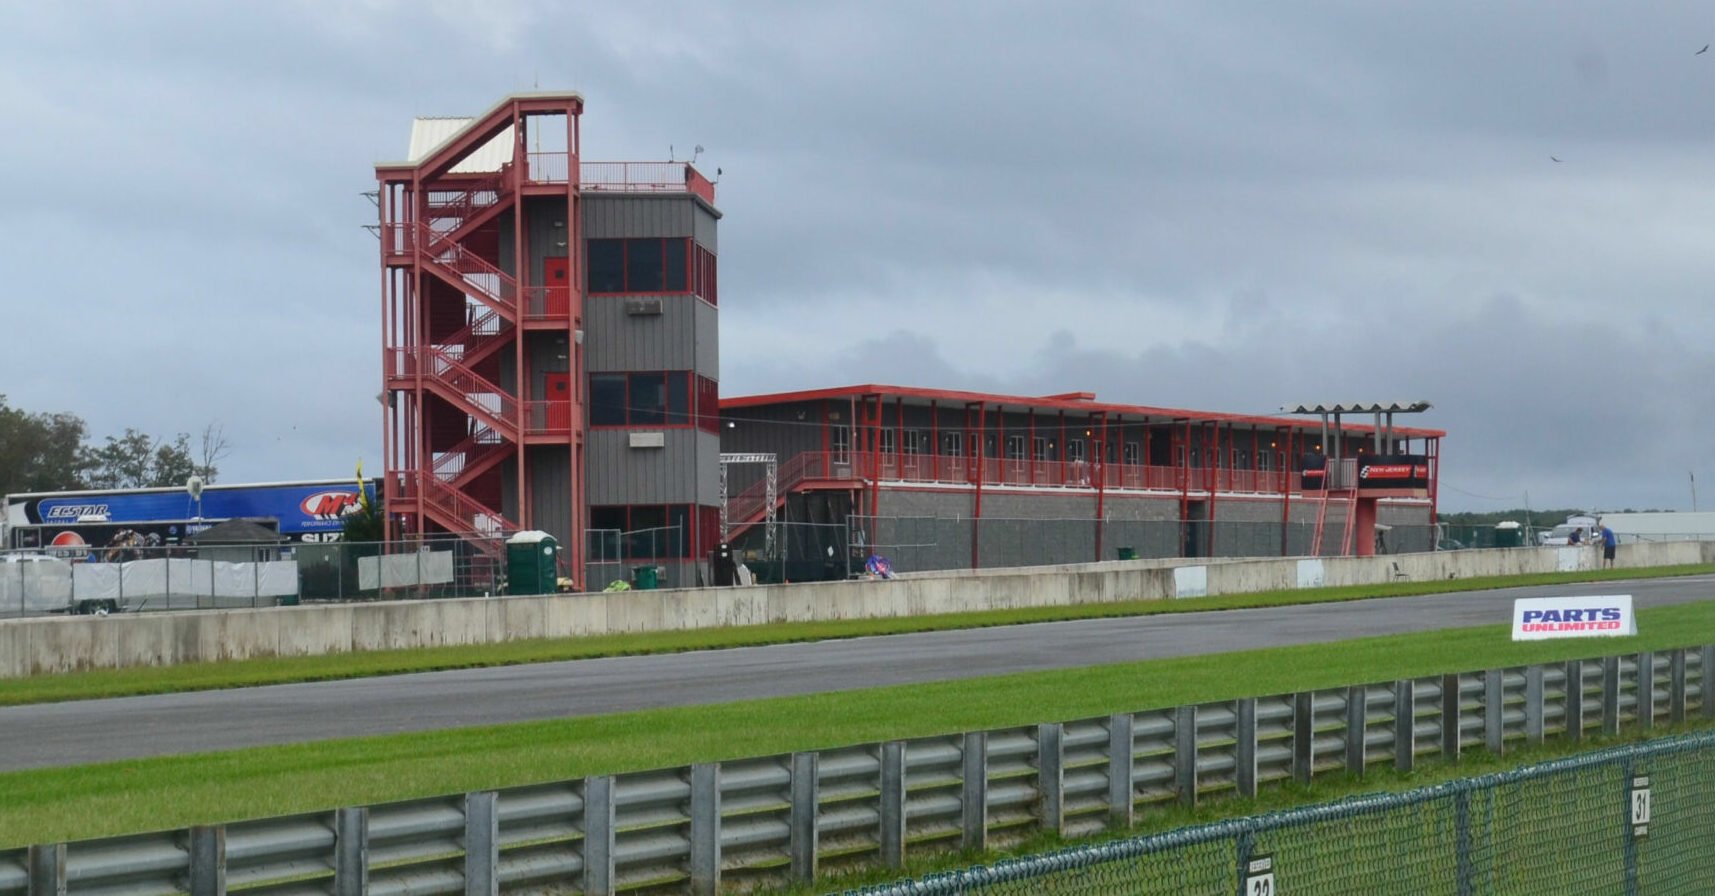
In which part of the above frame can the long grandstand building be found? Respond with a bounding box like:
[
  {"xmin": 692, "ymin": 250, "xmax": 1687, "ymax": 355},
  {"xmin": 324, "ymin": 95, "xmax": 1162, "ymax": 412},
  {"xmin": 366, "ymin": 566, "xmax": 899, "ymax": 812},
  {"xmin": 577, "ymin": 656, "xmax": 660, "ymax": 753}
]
[{"xmin": 718, "ymin": 387, "xmax": 1442, "ymax": 578}]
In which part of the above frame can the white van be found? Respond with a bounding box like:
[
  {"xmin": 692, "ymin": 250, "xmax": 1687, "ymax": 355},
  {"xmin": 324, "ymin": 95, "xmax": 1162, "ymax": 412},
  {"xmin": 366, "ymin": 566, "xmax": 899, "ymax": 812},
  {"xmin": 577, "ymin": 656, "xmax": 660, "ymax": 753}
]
[{"xmin": 1538, "ymin": 515, "xmax": 1598, "ymax": 547}]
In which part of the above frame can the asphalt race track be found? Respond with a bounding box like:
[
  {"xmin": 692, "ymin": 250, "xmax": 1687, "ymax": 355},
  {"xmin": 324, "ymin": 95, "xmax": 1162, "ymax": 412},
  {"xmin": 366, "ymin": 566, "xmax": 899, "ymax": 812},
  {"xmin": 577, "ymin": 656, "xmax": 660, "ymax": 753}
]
[{"xmin": 4, "ymin": 576, "xmax": 1714, "ymax": 771}]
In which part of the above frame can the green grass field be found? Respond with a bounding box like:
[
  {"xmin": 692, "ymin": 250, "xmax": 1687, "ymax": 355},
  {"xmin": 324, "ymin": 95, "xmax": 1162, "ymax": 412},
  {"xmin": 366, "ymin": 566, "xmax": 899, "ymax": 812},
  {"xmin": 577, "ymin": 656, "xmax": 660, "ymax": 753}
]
[
  {"xmin": 5, "ymin": 597, "xmax": 1715, "ymax": 849},
  {"xmin": 4, "ymin": 563, "xmax": 1708, "ymax": 707}
]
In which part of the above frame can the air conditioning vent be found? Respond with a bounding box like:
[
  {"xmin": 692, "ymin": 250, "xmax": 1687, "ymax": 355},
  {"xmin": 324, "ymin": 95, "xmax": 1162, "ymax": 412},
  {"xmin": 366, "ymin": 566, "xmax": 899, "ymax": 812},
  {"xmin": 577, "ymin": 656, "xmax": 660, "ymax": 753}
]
[{"xmin": 624, "ymin": 298, "xmax": 663, "ymax": 316}]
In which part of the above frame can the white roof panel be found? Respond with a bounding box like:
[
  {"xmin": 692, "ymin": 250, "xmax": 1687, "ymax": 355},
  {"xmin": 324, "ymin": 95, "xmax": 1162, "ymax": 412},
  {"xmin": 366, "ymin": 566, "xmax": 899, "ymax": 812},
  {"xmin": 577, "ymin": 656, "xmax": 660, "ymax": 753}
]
[{"xmin": 406, "ymin": 117, "xmax": 514, "ymax": 174}]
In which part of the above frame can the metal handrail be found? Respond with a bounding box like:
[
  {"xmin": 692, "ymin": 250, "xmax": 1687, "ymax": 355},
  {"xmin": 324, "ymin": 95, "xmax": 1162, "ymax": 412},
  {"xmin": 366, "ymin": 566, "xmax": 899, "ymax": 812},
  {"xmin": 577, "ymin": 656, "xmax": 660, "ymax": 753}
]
[
  {"xmin": 429, "ymin": 423, "xmax": 507, "ymax": 484},
  {"xmin": 437, "ymin": 305, "xmax": 511, "ymax": 361}
]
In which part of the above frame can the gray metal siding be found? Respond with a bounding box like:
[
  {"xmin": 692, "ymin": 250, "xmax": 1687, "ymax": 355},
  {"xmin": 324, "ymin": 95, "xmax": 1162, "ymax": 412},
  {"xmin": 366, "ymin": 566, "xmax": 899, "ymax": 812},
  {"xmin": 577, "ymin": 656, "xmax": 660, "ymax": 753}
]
[
  {"xmin": 692, "ymin": 299, "xmax": 718, "ymax": 379},
  {"xmin": 720, "ymin": 403, "xmax": 825, "ymax": 493},
  {"xmin": 692, "ymin": 204, "xmax": 718, "ymax": 252},
  {"xmin": 586, "ymin": 429, "xmax": 718, "ymax": 506},
  {"xmin": 581, "ymin": 195, "xmax": 695, "ymax": 239},
  {"xmin": 585, "ymin": 296, "xmax": 704, "ymax": 373},
  {"xmin": 525, "ymin": 198, "xmax": 576, "ymax": 285},
  {"xmin": 528, "ymin": 446, "xmax": 575, "ymax": 547}
]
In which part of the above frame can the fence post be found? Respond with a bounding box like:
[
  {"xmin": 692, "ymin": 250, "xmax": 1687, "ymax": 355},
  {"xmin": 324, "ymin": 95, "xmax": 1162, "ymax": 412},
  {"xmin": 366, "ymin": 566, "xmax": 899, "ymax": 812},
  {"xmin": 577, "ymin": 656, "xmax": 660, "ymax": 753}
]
[
  {"xmin": 1603, "ymin": 655, "xmax": 1622, "ymax": 736},
  {"xmin": 1704, "ymin": 645, "xmax": 1715, "ymax": 720},
  {"xmin": 333, "ymin": 807, "xmax": 368, "ymax": 896},
  {"xmin": 1441, "ymin": 674, "xmax": 1462, "ymax": 761},
  {"xmin": 690, "ymin": 763, "xmax": 721, "ymax": 896},
  {"xmin": 1174, "ymin": 704, "xmax": 1198, "ymax": 807},
  {"xmin": 1107, "ymin": 714, "xmax": 1133, "ymax": 828},
  {"xmin": 28, "ymin": 843, "xmax": 65, "ymax": 896},
  {"xmin": 1453, "ymin": 789, "xmax": 1474, "ymax": 896},
  {"xmin": 1236, "ymin": 698, "xmax": 1258, "ymax": 797},
  {"xmin": 1525, "ymin": 665, "xmax": 1544, "ymax": 746},
  {"xmin": 1622, "ymin": 758, "xmax": 1641, "ymax": 896},
  {"xmin": 1037, "ymin": 723, "xmax": 1065, "ymax": 836},
  {"xmin": 463, "ymin": 791, "xmax": 498, "ymax": 896},
  {"xmin": 583, "ymin": 776, "xmax": 616, "ymax": 896},
  {"xmin": 880, "ymin": 741, "xmax": 907, "ymax": 868},
  {"xmin": 188, "ymin": 825, "xmax": 227, "ymax": 896},
  {"xmin": 1292, "ymin": 692, "xmax": 1314, "ymax": 784},
  {"xmin": 790, "ymin": 752, "xmax": 819, "ymax": 884},
  {"xmin": 1638, "ymin": 652, "xmax": 1655, "ymax": 731},
  {"xmin": 1484, "ymin": 669, "xmax": 1505, "ymax": 756},
  {"xmin": 1670, "ymin": 649, "xmax": 1687, "ymax": 724},
  {"xmin": 1394, "ymin": 680, "xmax": 1415, "ymax": 772},
  {"xmin": 1566, "ymin": 660, "xmax": 1584, "ymax": 743},
  {"xmin": 1345, "ymin": 685, "xmax": 1367, "ymax": 776},
  {"xmin": 957, "ymin": 732, "xmax": 989, "ymax": 851}
]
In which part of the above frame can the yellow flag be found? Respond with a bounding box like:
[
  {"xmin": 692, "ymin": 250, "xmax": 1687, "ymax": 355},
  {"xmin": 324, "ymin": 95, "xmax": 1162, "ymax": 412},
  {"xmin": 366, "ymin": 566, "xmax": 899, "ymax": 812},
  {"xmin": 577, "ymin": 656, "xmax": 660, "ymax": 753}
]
[{"xmin": 356, "ymin": 459, "xmax": 370, "ymax": 511}]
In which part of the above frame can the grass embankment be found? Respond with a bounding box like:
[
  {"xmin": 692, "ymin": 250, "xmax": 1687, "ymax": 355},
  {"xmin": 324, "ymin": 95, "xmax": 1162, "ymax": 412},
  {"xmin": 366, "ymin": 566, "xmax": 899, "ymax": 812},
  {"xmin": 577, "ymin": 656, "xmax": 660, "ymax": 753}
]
[
  {"xmin": 5, "ymin": 564, "xmax": 1710, "ymax": 707},
  {"xmin": 4, "ymin": 597, "xmax": 1715, "ymax": 847}
]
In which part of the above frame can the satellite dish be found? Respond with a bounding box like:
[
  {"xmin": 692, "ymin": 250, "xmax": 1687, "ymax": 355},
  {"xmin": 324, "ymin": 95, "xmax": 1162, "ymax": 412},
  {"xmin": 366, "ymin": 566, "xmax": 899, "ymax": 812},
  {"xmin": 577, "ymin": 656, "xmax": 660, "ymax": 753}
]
[{"xmin": 186, "ymin": 476, "xmax": 205, "ymax": 500}]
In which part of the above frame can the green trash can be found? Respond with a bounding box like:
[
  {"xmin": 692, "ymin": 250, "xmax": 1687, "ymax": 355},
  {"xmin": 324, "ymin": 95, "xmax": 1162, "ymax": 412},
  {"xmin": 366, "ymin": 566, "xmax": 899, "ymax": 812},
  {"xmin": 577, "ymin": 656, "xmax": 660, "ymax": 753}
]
[
  {"xmin": 1117, "ymin": 547, "xmax": 1138, "ymax": 561},
  {"xmin": 505, "ymin": 531, "xmax": 559, "ymax": 595},
  {"xmin": 633, "ymin": 565, "xmax": 659, "ymax": 590}
]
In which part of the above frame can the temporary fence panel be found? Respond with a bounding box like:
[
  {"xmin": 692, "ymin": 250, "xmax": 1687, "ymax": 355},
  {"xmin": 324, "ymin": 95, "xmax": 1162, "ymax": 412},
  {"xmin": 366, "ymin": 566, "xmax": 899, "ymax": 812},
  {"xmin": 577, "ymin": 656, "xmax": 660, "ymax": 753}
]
[{"xmin": 356, "ymin": 551, "xmax": 457, "ymax": 590}]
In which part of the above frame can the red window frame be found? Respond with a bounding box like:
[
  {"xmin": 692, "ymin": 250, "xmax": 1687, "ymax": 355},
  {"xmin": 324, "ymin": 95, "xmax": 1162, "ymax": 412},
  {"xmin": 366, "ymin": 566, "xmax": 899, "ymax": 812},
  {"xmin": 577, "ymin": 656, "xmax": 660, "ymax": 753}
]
[
  {"xmin": 589, "ymin": 370, "xmax": 701, "ymax": 429},
  {"xmin": 587, "ymin": 238, "xmax": 693, "ymax": 295}
]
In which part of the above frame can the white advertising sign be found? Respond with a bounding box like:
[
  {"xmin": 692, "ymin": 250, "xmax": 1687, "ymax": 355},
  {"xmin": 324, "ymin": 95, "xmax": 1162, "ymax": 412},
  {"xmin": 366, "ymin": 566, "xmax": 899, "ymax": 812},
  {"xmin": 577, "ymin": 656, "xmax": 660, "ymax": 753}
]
[{"xmin": 1511, "ymin": 594, "xmax": 1635, "ymax": 641}]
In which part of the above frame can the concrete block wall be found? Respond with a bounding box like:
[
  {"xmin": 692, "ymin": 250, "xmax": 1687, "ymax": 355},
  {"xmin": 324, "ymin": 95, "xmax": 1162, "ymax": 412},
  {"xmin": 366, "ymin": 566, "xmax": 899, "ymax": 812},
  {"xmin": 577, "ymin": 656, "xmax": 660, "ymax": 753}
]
[{"xmin": 1, "ymin": 542, "xmax": 1709, "ymax": 678}]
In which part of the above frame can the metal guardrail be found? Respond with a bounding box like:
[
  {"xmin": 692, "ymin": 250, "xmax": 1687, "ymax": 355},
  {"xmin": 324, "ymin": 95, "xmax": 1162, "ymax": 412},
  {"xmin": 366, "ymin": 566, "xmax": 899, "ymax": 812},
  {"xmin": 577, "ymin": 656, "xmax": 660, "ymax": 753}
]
[{"xmin": 3, "ymin": 646, "xmax": 1707, "ymax": 894}]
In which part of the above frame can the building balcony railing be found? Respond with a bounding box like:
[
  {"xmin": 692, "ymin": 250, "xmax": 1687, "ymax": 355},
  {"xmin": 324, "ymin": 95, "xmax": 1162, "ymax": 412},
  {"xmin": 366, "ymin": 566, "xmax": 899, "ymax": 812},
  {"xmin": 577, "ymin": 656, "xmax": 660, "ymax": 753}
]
[
  {"xmin": 844, "ymin": 452, "xmax": 1295, "ymax": 495},
  {"xmin": 522, "ymin": 155, "xmax": 717, "ymax": 204},
  {"xmin": 524, "ymin": 401, "xmax": 573, "ymax": 435}
]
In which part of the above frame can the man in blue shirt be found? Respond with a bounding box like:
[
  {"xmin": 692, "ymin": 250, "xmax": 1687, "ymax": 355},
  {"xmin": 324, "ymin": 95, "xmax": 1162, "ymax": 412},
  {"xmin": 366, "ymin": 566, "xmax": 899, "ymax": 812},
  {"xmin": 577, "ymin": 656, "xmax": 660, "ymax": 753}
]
[{"xmin": 1598, "ymin": 521, "xmax": 1618, "ymax": 568}]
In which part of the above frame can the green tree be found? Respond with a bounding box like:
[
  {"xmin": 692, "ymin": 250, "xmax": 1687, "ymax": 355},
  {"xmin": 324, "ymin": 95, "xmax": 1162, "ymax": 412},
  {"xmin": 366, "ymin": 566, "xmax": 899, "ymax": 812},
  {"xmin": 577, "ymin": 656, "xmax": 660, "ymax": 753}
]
[
  {"xmin": 83, "ymin": 429, "xmax": 199, "ymax": 489},
  {"xmin": 341, "ymin": 485, "xmax": 384, "ymax": 543},
  {"xmin": 0, "ymin": 395, "xmax": 90, "ymax": 495}
]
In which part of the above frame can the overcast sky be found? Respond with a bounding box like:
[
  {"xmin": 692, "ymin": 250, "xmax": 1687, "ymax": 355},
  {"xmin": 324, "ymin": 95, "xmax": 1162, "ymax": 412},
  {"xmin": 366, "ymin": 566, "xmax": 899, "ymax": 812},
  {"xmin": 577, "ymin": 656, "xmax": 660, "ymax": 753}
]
[{"xmin": 3, "ymin": 1, "xmax": 1713, "ymax": 514}]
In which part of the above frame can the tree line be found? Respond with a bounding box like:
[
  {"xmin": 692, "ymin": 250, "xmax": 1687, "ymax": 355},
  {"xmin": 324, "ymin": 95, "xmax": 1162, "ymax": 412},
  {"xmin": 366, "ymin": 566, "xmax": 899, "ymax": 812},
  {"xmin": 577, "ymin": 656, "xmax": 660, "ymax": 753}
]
[{"xmin": 0, "ymin": 395, "xmax": 229, "ymax": 497}]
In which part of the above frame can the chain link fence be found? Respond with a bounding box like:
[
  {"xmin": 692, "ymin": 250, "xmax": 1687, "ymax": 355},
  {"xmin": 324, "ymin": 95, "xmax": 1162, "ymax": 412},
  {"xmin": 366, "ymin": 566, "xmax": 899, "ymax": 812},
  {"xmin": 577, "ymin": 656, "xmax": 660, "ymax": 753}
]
[
  {"xmin": 847, "ymin": 729, "xmax": 1712, "ymax": 895},
  {"xmin": 0, "ymin": 536, "xmax": 507, "ymax": 616}
]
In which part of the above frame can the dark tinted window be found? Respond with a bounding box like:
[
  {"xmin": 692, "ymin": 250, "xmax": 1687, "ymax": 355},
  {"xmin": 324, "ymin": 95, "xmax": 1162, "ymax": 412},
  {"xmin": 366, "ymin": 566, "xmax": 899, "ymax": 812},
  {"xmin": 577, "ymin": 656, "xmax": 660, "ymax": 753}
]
[
  {"xmin": 588, "ymin": 240, "xmax": 624, "ymax": 293},
  {"xmin": 664, "ymin": 241, "xmax": 687, "ymax": 292},
  {"xmin": 625, "ymin": 239, "xmax": 663, "ymax": 292},
  {"xmin": 589, "ymin": 374, "xmax": 626, "ymax": 426},
  {"xmin": 629, "ymin": 373, "xmax": 667, "ymax": 425},
  {"xmin": 666, "ymin": 373, "xmax": 691, "ymax": 424}
]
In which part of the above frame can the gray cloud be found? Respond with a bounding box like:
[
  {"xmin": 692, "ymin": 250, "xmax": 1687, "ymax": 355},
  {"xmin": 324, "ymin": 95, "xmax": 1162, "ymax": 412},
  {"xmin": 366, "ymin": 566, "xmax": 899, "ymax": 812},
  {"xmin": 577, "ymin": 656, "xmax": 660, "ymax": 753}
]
[{"xmin": 2, "ymin": 1, "xmax": 1712, "ymax": 512}]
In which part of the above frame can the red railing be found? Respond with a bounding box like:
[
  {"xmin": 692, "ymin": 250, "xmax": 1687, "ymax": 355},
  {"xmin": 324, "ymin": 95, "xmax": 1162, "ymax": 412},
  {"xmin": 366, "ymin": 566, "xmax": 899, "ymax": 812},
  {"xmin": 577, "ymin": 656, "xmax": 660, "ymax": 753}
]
[
  {"xmin": 726, "ymin": 453, "xmax": 856, "ymax": 528},
  {"xmin": 410, "ymin": 475, "xmax": 514, "ymax": 553},
  {"xmin": 438, "ymin": 305, "xmax": 512, "ymax": 362},
  {"xmin": 424, "ymin": 169, "xmax": 508, "ymax": 230},
  {"xmin": 854, "ymin": 453, "xmax": 1289, "ymax": 496},
  {"xmin": 421, "ymin": 222, "xmax": 516, "ymax": 298},
  {"xmin": 388, "ymin": 347, "xmax": 518, "ymax": 434},
  {"xmin": 522, "ymin": 286, "xmax": 573, "ymax": 319},
  {"xmin": 525, "ymin": 401, "xmax": 573, "ymax": 435},
  {"xmin": 575, "ymin": 161, "xmax": 717, "ymax": 204},
  {"xmin": 429, "ymin": 422, "xmax": 508, "ymax": 485}
]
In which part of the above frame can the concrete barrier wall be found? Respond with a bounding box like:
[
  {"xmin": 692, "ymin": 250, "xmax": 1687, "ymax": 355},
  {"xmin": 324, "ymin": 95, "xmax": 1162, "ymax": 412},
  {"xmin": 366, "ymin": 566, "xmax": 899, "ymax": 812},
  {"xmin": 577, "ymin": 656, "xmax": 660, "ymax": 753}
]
[{"xmin": 4, "ymin": 542, "xmax": 1711, "ymax": 679}]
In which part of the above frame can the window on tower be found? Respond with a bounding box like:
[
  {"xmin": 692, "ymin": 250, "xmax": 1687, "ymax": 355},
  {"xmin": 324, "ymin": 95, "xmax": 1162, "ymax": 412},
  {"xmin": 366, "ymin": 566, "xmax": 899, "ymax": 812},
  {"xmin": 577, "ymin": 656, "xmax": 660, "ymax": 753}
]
[{"xmin": 586, "ymin": 238, "xmax": 693, "ymax": 294}]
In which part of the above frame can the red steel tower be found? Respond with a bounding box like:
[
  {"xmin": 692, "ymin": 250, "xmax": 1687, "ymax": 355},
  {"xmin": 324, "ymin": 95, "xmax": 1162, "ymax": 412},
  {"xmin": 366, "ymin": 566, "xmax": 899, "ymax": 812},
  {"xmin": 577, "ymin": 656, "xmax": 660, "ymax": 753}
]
[{"xmin": 376, "ymin": 93, "xmax": 587, "ymax": 583}]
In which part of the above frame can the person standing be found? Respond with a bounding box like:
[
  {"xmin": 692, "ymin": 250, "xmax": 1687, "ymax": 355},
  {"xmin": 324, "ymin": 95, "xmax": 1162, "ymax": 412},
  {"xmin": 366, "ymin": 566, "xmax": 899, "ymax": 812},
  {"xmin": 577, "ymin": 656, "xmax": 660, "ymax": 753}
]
[{"xmin": 1598, "ymin": 520, "xmax": 1618, "ymax": 569}]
